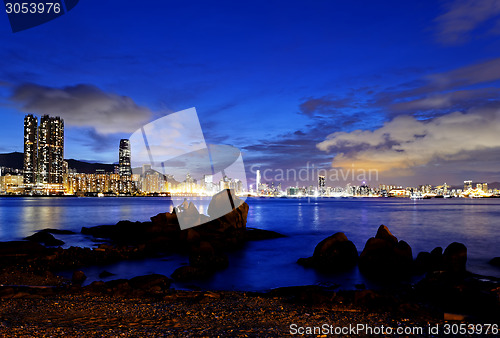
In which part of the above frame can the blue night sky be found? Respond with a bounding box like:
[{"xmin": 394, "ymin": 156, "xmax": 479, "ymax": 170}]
[{"xmin": 1, "ymin": 0, "xmax": 500, "ymax": 186}]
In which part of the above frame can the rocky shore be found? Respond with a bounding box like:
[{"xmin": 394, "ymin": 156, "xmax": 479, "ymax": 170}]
[{"xmin": 0, "ymin": 190, "xmax": 498, "ymax": 336}]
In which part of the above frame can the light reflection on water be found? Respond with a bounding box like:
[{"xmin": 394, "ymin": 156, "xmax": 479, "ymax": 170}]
[{"xmin": 1, "ymin": 196, "xmax": 499, "ymax": 290}]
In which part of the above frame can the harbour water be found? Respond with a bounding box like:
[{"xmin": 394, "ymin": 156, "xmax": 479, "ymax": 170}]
[{"xmin": 0, "ymin": 196, "xmax": 498, "ymax": 290}]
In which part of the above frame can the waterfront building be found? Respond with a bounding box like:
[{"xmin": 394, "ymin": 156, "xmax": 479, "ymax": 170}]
[
  {"xmin": 37, "ymin": 115, "xmax": 64, "ymax": 185},
  {"xmin": 0, "ymin": 174, "xmax": 24, "ymax": 194},
  {"xmin": 23, "ymin": 114, "xmax": 38, "ymax": 184},
  {"xmin": 256, "ymin": 170, "xmax": 261, "ymax": 193},
  {"xmin": 118, "ymin": 139, "xmax": 132, "ymax": 178},
  {"xmin": 22, "ymin": 114, "xmax": 65, "ymax": 190},
  {"xmin": 318, "ymin": 175, "xmax": 326, "ymax": 196}
]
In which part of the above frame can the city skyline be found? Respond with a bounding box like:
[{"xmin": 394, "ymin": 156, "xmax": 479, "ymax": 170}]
[
  {"xmin": 1, "ymin": 113, "xmax": 498, "ymax": 196},
  {"xmin": 2, "ymin": 113, "xmax": 500, "ymax": 190},
  {"xmin": 1, "ymin": 1, "xmax": 500, "ymax": 186}
]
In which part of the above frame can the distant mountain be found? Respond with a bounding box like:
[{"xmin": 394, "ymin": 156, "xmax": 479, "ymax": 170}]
[
  {"xmin": 0, "ymin": 152, "xmax": 115, "ymax": 174},
  {"xmin": 65, "ymin": 159, "xmax": 115, "ymax": 174},
  {"xmin": 0, "ymin": 152, "xmax": 23, "ymax": 169}
]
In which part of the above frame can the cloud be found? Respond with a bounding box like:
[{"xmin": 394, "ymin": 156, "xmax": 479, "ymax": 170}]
[
  {"xmin": 10, "ymin": 83, "xmax": 152, "ymax": 134},
  {"xmin": 391, "ymin": 88, "xmax": 500, "ymax": 112},
  {"xmin": 424, "ymin": 57, "xmax": 500, "ymax": 92},
  {"xmin": 435, "ymin": 0, "xmax": 500, "ymax": 45},
  {"xmin": 372, "ymin": 58, "xmax": 500, "ymax": 116},
  {"xmin": 299, "ymin": 96, "xmax": 353, "ymax": 116},
  {"xmin": 317, "ymin": 107, "xmax": 500, "ymax": 175}
]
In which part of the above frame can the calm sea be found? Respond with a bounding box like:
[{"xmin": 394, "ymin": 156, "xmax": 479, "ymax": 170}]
[{"xmin": 0, "ymin": 196, "xmax": 499, "ymax": 290}]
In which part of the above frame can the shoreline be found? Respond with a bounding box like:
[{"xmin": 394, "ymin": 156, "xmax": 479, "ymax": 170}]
[
  {"xmin": 0, "ymin": 289, "xmax": 445, "ymax": 337},
  {"xmin": 0, "ymin": 273, "xmax": 497, "ymax": 337}
]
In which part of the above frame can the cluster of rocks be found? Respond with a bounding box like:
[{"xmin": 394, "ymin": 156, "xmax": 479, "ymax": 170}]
[
  {"xmin": 297, "ymin": 224, "xmax": 500, "ymax": 318},
  {"xmin": 298, "ymin": 224, "xmax": 470, "ymax": 278},
  {"xmin": 0, "ymin": 190, "xmax": 284, "ymax": 284},
  {"xmin": 81, "ymin": 190, "xmax": 283, "ymax": 281}
]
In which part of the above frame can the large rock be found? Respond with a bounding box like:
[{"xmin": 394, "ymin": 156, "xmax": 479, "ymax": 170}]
[
  {"xmin": 297, "ymin": 232, "xmax": 358, "ymax": 271},
  {"xmin": 443, "ymin": 242, "xmax": 467, "ymax": 274},
  {"xmin": 208, "ymin": 189, "xmax": 244, "ymax": 219},
  {"xmin": 38, "ymin": 228, "xmax": 76, "ymax": 235},
  {"xmin": 128, "ymin": 274, "xmax": 171, "ymax": 292},
  {"xmin": 172, "ymin": 266, "xmax": 209, "ymax": 281},
  {"xmin": 415, "ymin": 247, "xmax": 444, "ymax": 274},
  {"xmin": 359, "ymin": 225, "xmax": 413, "ymax": 278},
  {"xmin": 72, "ymin": 270, "xmax": 87, "ymax": 284},
  {"xmin": 24, "ymin": 232, "xmax": 64, "ymax": 246},
  {"xmin": 204, "ymin": 189, "xmax": 249, "ymax": 232},
  {"xmin": 245, "ymin": 228, "xmax": 286, "ymax": 241},
  {"xmin": 375, "ymin": 225, "xmax": 398, "ymax": 246},
  {"xmin": 150, "ymin": 211, "xmax": 181, "ymax": 233},
  {"xmin": 177, "ymin": 202, "xmax": 210, "ymax": 230},
  {"xmin": 490, "ymin": 257, "xmax": 500, "ymax": 267}
]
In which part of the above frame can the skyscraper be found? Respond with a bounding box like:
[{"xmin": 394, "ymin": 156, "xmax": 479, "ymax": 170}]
[
  {"xmin": 255, "ymin": 169, "xmax": 261, "ymax": 193},
  {"xmin": 118, "ymin": 139, "xmax": 132, "ymax": 177},
  {"xmin": 23, "ymin": 114, "xmax": 38, "ymax": 184},
  {"xmin": 37, "ymin": 115, "xmax": 64, "ymax": 184},
  {"xmin": 318, "ymin": 175, "xmax": 326, "ymax": 195}
]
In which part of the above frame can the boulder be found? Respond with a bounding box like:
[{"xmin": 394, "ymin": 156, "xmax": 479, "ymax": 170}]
[
  {"xmin": 430, "ymin": 247, "xmax": 444, "ymax": 271},
  {"xmin": 207, "ymin": 189, "xmax": 244, "ymax": 219},
  {"xmin": 297, "ymin": 232, "xmax": 358, "ymax": 271},
  {"xmin": 394, "ymin": 240, "xmax": 413, "ymax": 266},
  {"xmin": 24, "ymin": 232, "xmax": 64, "ymax": 246},
  {"xmin": 375, "ymin": 225, "xmax": 398, "ymax": 246},
  {"xmin": 184, "ymin": 229, "xmax": 201, "ymax": 244},
  {"xmin": 489, "ymin": 257, "xmax": 500, "ymax": 267},
  {"xmin": 443, "ymin": 242, "xmax": 467, "ymax": 274},
  {"xmin": 205, "ymin": 189, "xmax": 249, "ymax": 232},
  {"xmin": 245, "ymin": 228, "xmax": 286, "ymax": 241},
  {"xmin": 172, "ymin": 266, "xmax": 209, "ymax": 281},
  {"xmin": 150, "ymin": 211, "xmax": 181, "ymax": 233},
  {"xmin": 177, "ymin": 202, "xmax": 209, "ymax": 230},
  {"xmin": 72, "ymin": 270, "xmax": 87, "ymax": 284},
  {"xmin": 129, "ymin": 274, "xmax": 171, "ymax": 291},
  {"xmin": 415, "ymin": 247, "xmax": 444, "ymax": 274},
  {"xmin": 38, "ymin": 228, "xmax": 76, "ymax": 235},
  {"xmin": 359, "ymin": 225, "xmax": 413, "ymax": 278},
  {"xmin": 415, "ymin": 252, "xmax": 431, "ymax": 274},
  {"xmin": 98, "ymin": 270, "xmax": 115, "ymax": 278}
]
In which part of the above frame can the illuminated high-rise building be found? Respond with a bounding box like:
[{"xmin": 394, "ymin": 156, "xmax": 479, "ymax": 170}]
[
  {"xmin": 118, "ymin": 139, "xmax": 132, "ymax": 177},
  {"xmin": 318, "ymin": 175, "xmax": 326, "ymax": 195},
  {"xmin": 37, "ymin": 115, "xmax": 64, "ymax": 184},
  {"xmin": 23, "ymin": 114, "xmax": 38, "ymax": 184},
  {"xmin": 464, "ymin": 180, "xmax": 472, "ymax": 191},
  {"xmin": 256, "ymin": 169, "xmax": 261, "ymax": 193}
]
